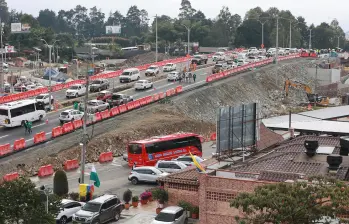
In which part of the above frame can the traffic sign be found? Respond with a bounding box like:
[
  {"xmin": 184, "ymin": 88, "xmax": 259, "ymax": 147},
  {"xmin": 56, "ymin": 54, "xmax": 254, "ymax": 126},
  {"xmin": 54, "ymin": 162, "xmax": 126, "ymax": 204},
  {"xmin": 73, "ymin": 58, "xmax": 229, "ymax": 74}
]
[{"xmin": 261, "ymin": 44, "xmax": 264, "ymax": 49}]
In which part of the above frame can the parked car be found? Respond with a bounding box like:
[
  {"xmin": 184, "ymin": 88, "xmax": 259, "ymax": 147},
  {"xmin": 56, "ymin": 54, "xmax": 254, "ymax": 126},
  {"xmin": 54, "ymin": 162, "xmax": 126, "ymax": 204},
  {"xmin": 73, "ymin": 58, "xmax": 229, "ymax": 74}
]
[
  {"xmin": 83, "ymin": 100, "xmax": 109, "ymax": 113},
  {"xmin": 90, "ymin": 79, "xmax": 109, "ymax": 92},
  {"xmin": 167, "ymin": 71, "xmax": 180, "ymax": 81},
  {"xmin": 163, "ymin": 63, "xmax": 176, "ymax": 72},
  {"xmin": 59, "ymin": 109, "xmax": 84, "ymax": 124},
  {"xmin": 73, "ymin": 194, "xmax": 124, "ymax": 224},
  {"xmin": 119, "ymin": 68, "xmax": 140, "ymax": 83},
  {"xmin": 151, "ymin": 206, "xmax": 188, "ymax": 224},
  {"xmin": 212, "ymin": 52, "xmax": 225, "ymax": 61},
  {"xmin": 107, "ymin": 93, "xmax": 133, "ymax": 107},
  {"xmin": 172, "ymin": 155, "xmax": 204, "ymax": 166},
  {"xmin": 155, "ymin": 160, "xmax": 187, "ymax": 173},
  {"xmin": 56, "ymin": 199, "xmax": 85, "ymax": 224},
  {"xmin": 66, "ymin": 84, "xmax": 87, "ymax": 98},
  {"xmin": 145, "ymin": 65, "xmax": 160, "ymax": 76},
  {"xmin": 191, "ymin": 54, "xmax": 208, "ymax": 65},
  {"xmin": 35, "ymin": 93, "xmax": 54, "ymax": 105},
  {"xmin": 96, "ymin": 90, "xmax": 112, "ymax": 102},
  {"xmin": 128, "ymin": 166, "xmax": 169, "ymax": 185},
  {"xmin": 135, "ymin": 80, "xmax": 153, "ymax": 90}
]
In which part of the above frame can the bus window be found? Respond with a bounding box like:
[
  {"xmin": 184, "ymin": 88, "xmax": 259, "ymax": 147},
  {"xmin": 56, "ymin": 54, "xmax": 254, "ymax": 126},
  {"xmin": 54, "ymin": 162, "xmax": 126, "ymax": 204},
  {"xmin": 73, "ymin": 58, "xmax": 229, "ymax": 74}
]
[
  {"xmin": 10, "ymin": 103, "xmax": 35, "ymax": 118},
  {"xmin": 0, "ymin": 109, "xmax": 8, "ymax": 116},
  {"xmin": 128, "ymin": 144, "xmax": 142, "ymax": 154}
]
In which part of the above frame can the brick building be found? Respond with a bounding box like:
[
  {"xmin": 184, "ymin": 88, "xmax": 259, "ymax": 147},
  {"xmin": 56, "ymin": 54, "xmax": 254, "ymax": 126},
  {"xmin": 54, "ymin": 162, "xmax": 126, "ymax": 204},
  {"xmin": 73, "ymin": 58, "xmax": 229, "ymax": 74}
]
[{"xmin": 159, "ymin": 133, "xmax": 348, "ymax": 224}]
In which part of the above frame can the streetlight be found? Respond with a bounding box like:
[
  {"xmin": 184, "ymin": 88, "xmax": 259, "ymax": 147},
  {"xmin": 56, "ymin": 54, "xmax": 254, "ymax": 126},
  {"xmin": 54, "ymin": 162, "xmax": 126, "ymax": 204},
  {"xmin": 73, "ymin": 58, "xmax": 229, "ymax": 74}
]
[
  {"xmin": 155, "ymin": 15, "xmax": 158, "ymax": 62},
  {"xmin": 259, "ymin": 20, "xmax": 267, "ymax": 48},
  {"xmin": 0, "ymin": 21, "xmax": 4, "ymax": 91},
  {"xmin": 307, "ymin": 28, "xmax": 312, "ymax": 49},
  {"xmin": 181, "ymin": 23, "xmax": 192, "ymax": 55},
  {"xmin": 41, "ymin": 39, "xmax": 59, "ymax": 111},
  {"xmin": 337, "ymin": 36, "xmax": 340, "ymax": 48},
  {"xmin": 39, "ymin": 185, "xmax": 52, "ymax": 213}
]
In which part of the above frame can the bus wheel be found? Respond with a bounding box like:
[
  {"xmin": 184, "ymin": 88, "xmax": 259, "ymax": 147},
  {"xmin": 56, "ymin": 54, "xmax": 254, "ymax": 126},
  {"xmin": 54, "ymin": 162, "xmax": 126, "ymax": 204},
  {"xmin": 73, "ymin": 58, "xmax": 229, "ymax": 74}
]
[
  {"xmin": 131, "ymin": 177, "xmax": 138, "ymax": 185},
  {"xmin": 39, "ymin": 115, "xmax": 43, "ymax": 121}
]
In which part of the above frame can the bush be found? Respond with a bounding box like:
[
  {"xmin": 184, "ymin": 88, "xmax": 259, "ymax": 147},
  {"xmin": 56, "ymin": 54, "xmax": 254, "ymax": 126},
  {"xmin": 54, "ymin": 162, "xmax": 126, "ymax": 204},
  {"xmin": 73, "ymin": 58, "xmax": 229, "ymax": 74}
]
[
  {"xmin": 151, "ymin": 187, "xmax": 169, "ymax": 204},
  {"xmin": 132, "ymin": 196, "xmax": 139, "ymax": 202},
  {"xmin": 53, "ymin": 170, "xmax": 69, "ymax": 196},
  {"xmin": 69, "ymin": 192, "xmax": 80, "ymax": 201},
  {"xmin": 192, "ymin": 206, "xmax": 199, "ymax": 214},
  {"xmin": 178, "ymin": 201, "xmax": 192, "ymax": 211},
  {"xmin": 123, "ymin": 189, "xmax": 132, "ymax": 204},
  {"xmin": 140, "ymin": 192, "xmax": 149, "ymax": 201}
]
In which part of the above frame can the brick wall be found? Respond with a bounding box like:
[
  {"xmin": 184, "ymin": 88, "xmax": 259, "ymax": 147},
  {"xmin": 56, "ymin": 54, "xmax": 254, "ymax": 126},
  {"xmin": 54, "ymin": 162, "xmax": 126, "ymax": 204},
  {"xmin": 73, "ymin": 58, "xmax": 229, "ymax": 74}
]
[
  {"xmin": 198, "ymin": 174, "xmax": 270, "ymax": 224},
  {"xmin": 164, "ymin": 182, "xmax": 199, "ymax": 206}
]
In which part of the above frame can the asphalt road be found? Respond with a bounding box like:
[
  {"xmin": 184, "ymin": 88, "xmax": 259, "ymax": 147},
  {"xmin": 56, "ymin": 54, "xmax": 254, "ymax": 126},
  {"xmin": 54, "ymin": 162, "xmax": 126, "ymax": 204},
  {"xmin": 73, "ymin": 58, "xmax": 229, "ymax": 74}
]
[
  {"xmin": 30, "ymin": 141, "xmax": 216, "ymax": 197},
  {"xmin": 41, "ymin": 60, "xmax": 202, "ymax": 102},
  {"xmin": 0, "ymin": 65, "xmax": 213, "ymax": 149}
]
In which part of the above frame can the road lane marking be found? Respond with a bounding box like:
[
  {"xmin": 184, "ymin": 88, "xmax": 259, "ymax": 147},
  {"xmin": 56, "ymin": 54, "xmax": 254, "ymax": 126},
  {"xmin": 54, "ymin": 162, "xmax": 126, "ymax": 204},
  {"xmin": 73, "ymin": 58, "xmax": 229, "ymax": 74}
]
[
  {"xmin": 25, "ymin": 138, "xmax": 34, "ymax": 142},
  {"xmin": 32, "ymin": 123, "xmax": 46, "ymax": 128},
  {"xmin": 0, "ymin": 135, "xmax": 9, "ymax": 139}
]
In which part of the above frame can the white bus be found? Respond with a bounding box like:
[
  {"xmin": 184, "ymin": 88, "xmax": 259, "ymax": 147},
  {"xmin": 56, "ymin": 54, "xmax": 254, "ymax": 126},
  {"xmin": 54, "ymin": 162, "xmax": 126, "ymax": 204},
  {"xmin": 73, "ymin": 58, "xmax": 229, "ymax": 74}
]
[{"xmin": 0, "ymin": 99, "xmax": 46, "ymax": 127}]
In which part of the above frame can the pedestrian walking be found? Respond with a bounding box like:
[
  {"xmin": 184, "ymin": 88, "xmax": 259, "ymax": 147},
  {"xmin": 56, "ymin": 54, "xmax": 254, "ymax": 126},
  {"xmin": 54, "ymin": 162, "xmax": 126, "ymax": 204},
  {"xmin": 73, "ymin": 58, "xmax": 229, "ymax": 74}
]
[
  {"xmin": 182, "ymin": 72, "xmax": 185, "ymax": 82},
  {"xmin": 23, "ymin": 120, "xmax": 28, "ymax": 135},
  {"xmin": 188, "ymin": 72, "xmax": 193, "ymax": 83},
  {"xmin": 193, "ymin": 73, "xmax": 197, "ymax": 82},
  {"xmin": 185, "ymin": 72, "xmax": 189, "ymax": 82},
  {"xmin": 26, "ymin": 120, "xmax": 32, "ymax": 134},
  {"xmin": 178, "ymin": 73, "xmax": 182, "ymax": 83}
]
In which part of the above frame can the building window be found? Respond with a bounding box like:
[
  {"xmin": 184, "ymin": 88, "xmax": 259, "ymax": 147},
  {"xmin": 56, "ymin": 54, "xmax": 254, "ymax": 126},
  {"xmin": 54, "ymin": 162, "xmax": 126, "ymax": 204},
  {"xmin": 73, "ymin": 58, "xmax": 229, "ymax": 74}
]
[
  {"xmin": 168, "ymin": 183, "xmax": 198, "ymax": 192},
  {"xmin": 206, "ymin": 191, "xmax": 236, "ymax": 202}
]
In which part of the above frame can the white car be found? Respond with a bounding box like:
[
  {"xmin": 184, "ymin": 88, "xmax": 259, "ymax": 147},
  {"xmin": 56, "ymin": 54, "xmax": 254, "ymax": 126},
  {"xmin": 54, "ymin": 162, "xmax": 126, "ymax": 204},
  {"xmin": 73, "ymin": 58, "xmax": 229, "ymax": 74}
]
[
  {"xmin": 155, "ymin": 160, "xmax": 187, "ymax": 173},
  {"xmin": 172, "ymin": 155, "xmax": 205, "ymax": 166},
  {"xmin": 66, "ymin": 84, "xmax": 87, "ymax": 98},
  {"xmin": 59, "ymin": 109, "xmax": 84, "ymax": 124},
  {"xmin": 246, "ymin": 56, "xmax": 259, "ymax": 63},
  {"xmin": 35, "ymin": 93, "xmax": 53, "ymax": 105},
  {"xmin": 56, "ymin": 199, "xmax": 85, "ymax": 224},
  {"xmin": 134, "ymin": 80, "xmax": 153, "ymax": 90},
  {"xmin": 167, "ymin": 71, "xmax": 180, "ymax": 81},
  {"xmin": 128, "ymin": 166, "xmax": 169, "ymax": 185},
  {"xmin": 237, "ymin": 60, "xmax": 248, "ymax": 66},
  {"xmin": 163, "ymin": 63, "xmax": 176, "ymax": 72},
  {"xmin": 257, "ymin": 56, "xmax": 267, "ymax": 60},
  {"xmin": 212, "ymin": 52, "xmax": 225, "ymax": 61},
  {"xmin": 145, "ymin": 65, "xmax": 160, "ymax": 76}
]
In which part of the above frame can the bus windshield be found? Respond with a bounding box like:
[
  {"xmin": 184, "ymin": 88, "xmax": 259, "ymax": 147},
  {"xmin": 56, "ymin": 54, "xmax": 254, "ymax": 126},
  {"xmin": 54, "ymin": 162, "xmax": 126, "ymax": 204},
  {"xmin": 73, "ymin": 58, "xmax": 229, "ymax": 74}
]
[
  {"xmin": 0, "ymin": 109, "xmax": 8, "ymax": 116},
  {"xmin": 128, "ymin": 144, "xmax": 142, "ymax": 154}
]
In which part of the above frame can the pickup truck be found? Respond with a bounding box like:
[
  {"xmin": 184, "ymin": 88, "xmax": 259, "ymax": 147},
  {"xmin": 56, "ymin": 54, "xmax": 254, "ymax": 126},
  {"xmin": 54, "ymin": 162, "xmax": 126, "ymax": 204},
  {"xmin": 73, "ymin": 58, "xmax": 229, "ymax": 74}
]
[
  {"xmin": 35, "ymin": 93, "xmax": 54, "ymax": 105},
  {"xmin": 191, "ymin": 55, "xmax": 208, "ymax": 65},
  {"xmin": 66, "ymin": 84, "xmax": 87, "ymax": 98}
]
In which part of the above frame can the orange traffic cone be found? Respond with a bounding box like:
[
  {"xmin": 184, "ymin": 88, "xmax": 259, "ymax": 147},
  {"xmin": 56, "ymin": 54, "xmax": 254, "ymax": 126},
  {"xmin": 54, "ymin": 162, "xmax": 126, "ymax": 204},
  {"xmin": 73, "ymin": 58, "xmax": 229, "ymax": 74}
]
[{"xmin": 307, "ymin": 104, "xmax": 312, "ymax": 111}]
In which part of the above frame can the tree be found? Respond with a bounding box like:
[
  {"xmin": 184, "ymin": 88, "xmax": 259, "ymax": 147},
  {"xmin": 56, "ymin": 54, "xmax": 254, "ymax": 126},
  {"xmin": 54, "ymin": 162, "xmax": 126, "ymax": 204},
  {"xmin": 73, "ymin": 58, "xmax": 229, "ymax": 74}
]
[
  {"xmin": 88, "ymin": 6, "xmax": 105, "ymax": 37},
  {"xmin": 231, "ymin": 176, "xmax": 349, "ymax": 224},
  {"xmin": 37, "ymin": 9, "xmax": 58, "ymax": 31},
  {"xmin": 0, "ymin": 178, "xmax": 60, "ymax": 223},
  {"xmin": 178, "ymin": 0, "xmax": 196, "ymax": 19},
  {"xmin": 53, "ymin": 170, "xmax": 69, "ymax": 196},
  {"xmin": 124, "ymin": 6, "xmax": 141, "ymax": 37}
]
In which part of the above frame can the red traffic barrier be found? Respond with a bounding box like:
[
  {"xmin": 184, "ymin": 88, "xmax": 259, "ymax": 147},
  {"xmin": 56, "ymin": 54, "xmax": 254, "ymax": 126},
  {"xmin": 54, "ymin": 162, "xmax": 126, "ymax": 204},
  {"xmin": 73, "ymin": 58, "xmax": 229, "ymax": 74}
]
[
  {"xmin": 64, "ymin": 159, "xmax": 79, "ymax": 171},
  {"xmin": 126, "ymin": 102, "xmax": 134, "ymax": 110},
  {"xmin": 62, "ymin": 122, "xmax": 74, "ymax": 133},
  {"xmin": 13, "ymin": 138, "xmax": 26, "ymax": 151},
  {"xmin": 175, "ymin": 85, "xmax": 183, "ymax": 93},
  {"xmin": 52, "ymin": 126, "xmax": 63, "ymax": 138},
  {"xmin": 100, "ymin": 109, "xmax": 110, "ymax": 119},
  {"xmin": 210, "ymin": 133, "xmax": 217, "ymax": 141},
  {"xmin": 110, "ymin": 107, "xmax": 120, "ymax": 116},
  {"xmin": 139, "ymin": 97, "xmax": 147, "ymax": 106},
  {"xmin": 153, "ymin": 93, "xmax": 160, "ymax": 101},
  {"xmin": 133, "ymin": 100, "xmax": 141, "ymax": 108},
  {"xmin": 3, "ymin": 172, "xmax": 19, "ymax": 182},
  {"xmin": 34, "ymin": 132, "xmax": 46, "ymax": 144},
  {"xmin": 94, "ymin": 112, "xmax": 102, "ymax": 122},
  {"xmin": 73, "ymin": 119, "xmax": 83, "ymax": 129},
  {"xmin": 99, "ymin": 151, "xmax": 113, "ymax": 163},
  {"xmin": 119, "ymin": 104, "xmax": 127, "ymax": 113},
  {"xmin": 0, "ymin": 143, "xmax": 11, "ymax": 156},
  {"xmin": 159, "ymin": 92, "xmax": 165, "ymax": 99},
  {"xmin": 38, "ymin": 165, "xmax": 54, "ymax": 177},
  {"xmin": 146, "ymin": 96, "xmax": 153, "ymax": 104}
]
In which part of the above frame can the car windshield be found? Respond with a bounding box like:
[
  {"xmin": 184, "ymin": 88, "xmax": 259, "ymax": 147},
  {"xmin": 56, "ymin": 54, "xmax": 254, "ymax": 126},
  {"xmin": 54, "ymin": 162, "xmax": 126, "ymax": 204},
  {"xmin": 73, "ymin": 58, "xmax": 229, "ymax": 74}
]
[
  {"xmin": 136, "ymin": 81, "xmax": 144, "ymax": 84},
  {"xmin": 155, "ymin": 212, "xmax": 176, "ymax": 222},
  {"xmin": 169, "ymin": 72, "xmax": 177, "ymax": 75},
  {"xmin": 112, "ymin": 95, "xmax": 122, "ymax": 100},
  {"xmin": 215, "ymin": 65, "xmax": 222, "ymax": 68},
  {"xmin": 148, "ymin": 66, "xmax": 156, "ymax": 70},
  {"xmin": 81, "ymin": 202, "xmax": 101, "ymax": 212},
  {"xmin": 194, "ymin": 55, "xmax": 202, "ymax": 59},
  {"xmin": 69, "ymin": 86, "xmax": 79, "ymax": 90},
  {"xmin": 122, "ymin": 72, "xmax": 131, "ymax": 76},
  {"xmin": 214, "ymin": 53, "xmax": 221, "ymax": 55},
  {"xmin": 98, "ymin": 93, "xmax": 105, "ymax": 97},
  {"xmin": 165, "ymin": 64, "xmax": 172, "ymax": 66},
  {"xmin": 36, "ymin": 95, "xmax": 45, "ymax": 99},
  {"xmin": 61, "ymin": 112, "xmax": 69, "ymax": 116},
  {"xmin": 92, "ymin": 80, "xmax": 102, "ymax": 84},
  {"xmin": 88, "ymin": 101, "xmax": 98, "ymax": 106}
]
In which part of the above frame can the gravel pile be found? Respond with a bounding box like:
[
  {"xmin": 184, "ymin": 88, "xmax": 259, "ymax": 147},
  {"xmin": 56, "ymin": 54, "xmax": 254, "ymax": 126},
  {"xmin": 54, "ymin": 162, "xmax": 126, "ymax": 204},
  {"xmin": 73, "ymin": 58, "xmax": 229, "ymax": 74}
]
[{"xmin": 120, "ymin": 52, "xmax": 172, "ymax": 68}]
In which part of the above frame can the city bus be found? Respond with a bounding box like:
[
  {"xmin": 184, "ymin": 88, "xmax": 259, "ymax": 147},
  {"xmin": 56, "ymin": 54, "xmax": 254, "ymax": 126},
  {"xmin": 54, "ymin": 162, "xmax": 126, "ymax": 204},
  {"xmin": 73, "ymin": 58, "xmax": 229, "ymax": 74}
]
[
  {"xmin": 0, "ymin": 99, "xmax": 46, "ymax": 127},
  {"xmin": 127, "ymin": 133, "xmax": 203, "ymax": 167}
]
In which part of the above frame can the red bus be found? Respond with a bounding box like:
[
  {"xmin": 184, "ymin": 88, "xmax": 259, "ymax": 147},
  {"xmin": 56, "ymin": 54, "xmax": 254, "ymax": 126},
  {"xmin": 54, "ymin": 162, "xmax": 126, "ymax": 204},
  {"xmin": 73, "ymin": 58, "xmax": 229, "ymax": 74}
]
[{"xmin": 127, "ymin": 133, "xmax": 203, "ymax": 167}]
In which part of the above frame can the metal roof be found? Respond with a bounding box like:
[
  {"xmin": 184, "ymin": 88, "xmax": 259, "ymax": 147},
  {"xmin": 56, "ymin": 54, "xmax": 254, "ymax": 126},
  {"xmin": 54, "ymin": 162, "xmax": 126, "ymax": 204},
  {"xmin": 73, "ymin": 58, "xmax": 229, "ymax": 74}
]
[
  {"xmin": 262, "ymin": 114, "xmax": 319, "ymax": 126},
  {"xmin": 299, "ymin": 105, "xmax": 349, "ymax": 120}
]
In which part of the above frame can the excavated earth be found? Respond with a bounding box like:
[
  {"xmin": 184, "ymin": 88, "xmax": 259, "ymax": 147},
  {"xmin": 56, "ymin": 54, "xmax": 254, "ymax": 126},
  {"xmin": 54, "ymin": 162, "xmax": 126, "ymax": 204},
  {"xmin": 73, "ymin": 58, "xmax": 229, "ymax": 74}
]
[{"xmin": 0, "ymin": 58, "xmax": 317, "ymax": 177}]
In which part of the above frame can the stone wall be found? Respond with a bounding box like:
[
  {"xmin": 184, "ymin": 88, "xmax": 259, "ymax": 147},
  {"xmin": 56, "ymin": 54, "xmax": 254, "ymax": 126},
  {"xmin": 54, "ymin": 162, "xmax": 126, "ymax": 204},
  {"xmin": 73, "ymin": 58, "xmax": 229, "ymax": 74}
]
[{"xmin": 164, "ymin": 182, "xmax": 199, "ymax": 206}]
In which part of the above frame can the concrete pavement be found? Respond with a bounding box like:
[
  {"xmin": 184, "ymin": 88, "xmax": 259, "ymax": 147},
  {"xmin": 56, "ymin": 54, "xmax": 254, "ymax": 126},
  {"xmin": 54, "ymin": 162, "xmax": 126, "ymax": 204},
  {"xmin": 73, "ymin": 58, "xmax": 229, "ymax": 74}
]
[{"xmin": 0, "ymin": 65, "xmax": 212, "ymax": 151}]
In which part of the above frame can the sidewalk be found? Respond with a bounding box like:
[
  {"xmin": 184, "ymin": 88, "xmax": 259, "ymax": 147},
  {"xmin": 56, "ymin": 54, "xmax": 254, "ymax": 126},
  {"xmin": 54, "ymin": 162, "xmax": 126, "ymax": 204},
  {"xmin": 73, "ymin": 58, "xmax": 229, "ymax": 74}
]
[{"xmin": 116, "ymin": 201, "xmax": 199, "ymax": 224}]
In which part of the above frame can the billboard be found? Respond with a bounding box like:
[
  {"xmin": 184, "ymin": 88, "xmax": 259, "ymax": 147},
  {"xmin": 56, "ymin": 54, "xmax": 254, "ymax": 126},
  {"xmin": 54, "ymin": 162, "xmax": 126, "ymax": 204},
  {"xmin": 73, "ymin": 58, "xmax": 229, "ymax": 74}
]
[
  {"xmin": 11, "ymin": 23, "xmax": 31, "ymax": 33},
  {"xmin": 106, "ymin": 26, "xmax": 121, "ymax": 34},
  {"xmin": 216, "ymin": 103, "xmax": 259, "ymax": 153}
]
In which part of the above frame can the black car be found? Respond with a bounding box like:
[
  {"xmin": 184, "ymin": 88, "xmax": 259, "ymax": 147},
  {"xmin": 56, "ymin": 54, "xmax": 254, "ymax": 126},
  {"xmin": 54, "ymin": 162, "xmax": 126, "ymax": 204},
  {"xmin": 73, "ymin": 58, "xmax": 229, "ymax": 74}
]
[
  {"xmin": 107, "ymin": 93, "xmax": 133, "ymax": 107},
  {"xmin": 90, "ymin": 79, "xmax": 110, "ymax": 92},
  {"xmin": 191, "ymin": 55, "xmax": 208, "ymax": 65}
]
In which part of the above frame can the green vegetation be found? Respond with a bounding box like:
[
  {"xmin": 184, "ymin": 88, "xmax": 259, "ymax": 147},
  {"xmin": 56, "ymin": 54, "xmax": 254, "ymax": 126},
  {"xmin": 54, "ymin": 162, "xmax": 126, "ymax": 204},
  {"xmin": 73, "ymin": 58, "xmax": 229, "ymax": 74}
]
[{"xmin": 53, "ymin": 169, "xmax": 69, "ymax": 197}]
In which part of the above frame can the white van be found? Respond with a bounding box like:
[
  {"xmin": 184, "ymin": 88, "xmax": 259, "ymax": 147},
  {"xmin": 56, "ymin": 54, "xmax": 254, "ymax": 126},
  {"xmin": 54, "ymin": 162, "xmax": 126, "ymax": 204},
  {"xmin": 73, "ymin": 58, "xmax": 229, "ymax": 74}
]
[
  {"xmin": 237, "ymin": 53, "xmax": 247, "ymax": 60},
  {"xmin": 0, "ymin": 99, "xmax": 46, "ymax": 127},
  {"xmin": 119, "ymin": 68, "xmax": 140, "ymax": 83}
]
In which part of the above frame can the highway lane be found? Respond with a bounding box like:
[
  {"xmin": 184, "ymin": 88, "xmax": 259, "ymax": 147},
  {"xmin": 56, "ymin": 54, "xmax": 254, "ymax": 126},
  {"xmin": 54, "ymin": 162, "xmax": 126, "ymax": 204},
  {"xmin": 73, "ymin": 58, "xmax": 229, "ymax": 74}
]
[
  {"xmin": 43, "ymin": 60, "xmax": 206, "ymax": 102},
  {"xmin": 0, "ymin": 65, "xmax": 213, "ymax": 149},
  {"xmin": 30, "ymin": 142, "xmax": 216, "ymax": 197}
]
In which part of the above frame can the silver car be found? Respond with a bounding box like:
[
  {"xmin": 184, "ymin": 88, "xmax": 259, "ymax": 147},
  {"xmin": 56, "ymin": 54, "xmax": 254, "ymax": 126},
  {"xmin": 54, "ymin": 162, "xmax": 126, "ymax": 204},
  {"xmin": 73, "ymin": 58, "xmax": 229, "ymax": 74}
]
[
  {"xmin": 128, "ymin": 166, "xmax": 169, "ymax": 185},
  {"xmin": 81, "ymin": 100, "xmax": 109, "ymax": 113},
  {"xmin": 151, "ymin": 206, "xmax": 188, "ymax": 224},
  {"xmin": 172, "ymin": 155, "xmax": 204, "ymax": 166}
]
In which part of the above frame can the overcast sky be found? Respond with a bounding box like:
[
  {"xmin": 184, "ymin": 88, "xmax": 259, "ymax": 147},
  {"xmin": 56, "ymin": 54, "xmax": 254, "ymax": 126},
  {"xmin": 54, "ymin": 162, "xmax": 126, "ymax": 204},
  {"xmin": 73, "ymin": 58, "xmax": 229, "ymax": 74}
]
[{"xmin": 8, "ymin": 0, "xmax": 349, "ymax": 31}]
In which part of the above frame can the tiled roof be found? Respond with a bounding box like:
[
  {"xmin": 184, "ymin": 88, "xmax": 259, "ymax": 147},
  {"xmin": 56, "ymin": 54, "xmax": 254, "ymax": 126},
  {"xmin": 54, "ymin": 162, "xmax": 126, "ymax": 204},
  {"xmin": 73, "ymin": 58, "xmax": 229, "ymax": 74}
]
[
  {"xmin": 258, "ymin": 170, "xmax": 302, "ymax": 182},
  {"xmin": 256, "ymin": 123, "xmax": 284, "ymax": 150},
  {"xmin": 283, "ymin": 136, "xmax": 340, "ymax": 146}
]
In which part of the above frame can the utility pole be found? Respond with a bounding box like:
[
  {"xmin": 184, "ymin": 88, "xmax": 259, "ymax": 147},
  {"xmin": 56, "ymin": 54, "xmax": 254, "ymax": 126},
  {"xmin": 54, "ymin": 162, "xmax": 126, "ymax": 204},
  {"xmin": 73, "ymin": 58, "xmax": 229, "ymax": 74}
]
[
  {"xmin": 275, "ymin": 16, "xmax": 279, "ymax": 87},
  {"xmin": 308, "ymin": 29, "xmax": 312, "ymax": 49},
  {"xmin": 0, "ymin": 19, "xmax": 4, "ymax": 92},
  {"xmin": 41, "ymin": 39, "xmax": 58, "ymax": 111},
  {"xmin": 337, "ymin": 36, "xmax": 340, "ymax": 48},
  {"xmin": 289, "ymin": 20, "xmax": 292, "ymax": 48},
  {"xmin": 259, "ymin": 21, "xmax": 267, "ymax": 47},
  {"xmin": 155, "ymin": 15, "xmax": 158, "ymax": 62},
  {"xmin": 80, "ymin": 43, "xmax": 94, "ymax": 184}
]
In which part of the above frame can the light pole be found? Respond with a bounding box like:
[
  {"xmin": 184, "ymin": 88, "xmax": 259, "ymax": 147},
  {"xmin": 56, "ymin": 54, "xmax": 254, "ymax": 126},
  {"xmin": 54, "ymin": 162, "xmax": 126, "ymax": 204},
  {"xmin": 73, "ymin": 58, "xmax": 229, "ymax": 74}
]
[
  {"xmin": 259, "ymin": 21, "xmax": 267, "ymax": 48},
  {"xmin": 337, "ymin": 36, "xmax": 340, "ymax": 48},
  {"xmin": 308, "ymin": 28, "xmax": 312, "ymax": 49},
  {"xmin": 0, "ymin": 20, "xmax": 4, "ymax": 92},
  {"xmin": 155, "ymin": 15, "xmax": 158, "ymax": 62},
  {"xmin": 39, "ymin": 185, "xmax": 52, "ymax": 213},
  {"xmin": 182, "ymin": 24, "xmax": 191, "ymax": 55},
  {"xmin": 275, "ymin": 16, "xmax": 279, "ymax": 64},
  {"xmin": 41, "ymin": 39, "xmax": 58, "ymax": 111}
]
